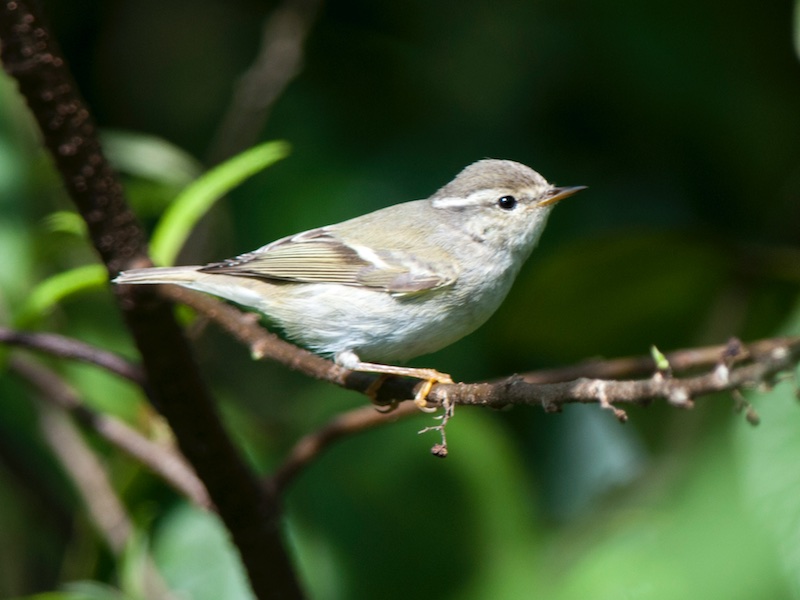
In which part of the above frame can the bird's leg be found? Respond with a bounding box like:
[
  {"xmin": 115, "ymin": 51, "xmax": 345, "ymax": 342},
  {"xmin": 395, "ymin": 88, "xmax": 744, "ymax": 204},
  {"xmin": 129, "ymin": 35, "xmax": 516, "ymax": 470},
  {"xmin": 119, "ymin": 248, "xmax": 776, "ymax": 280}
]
[{"xmin": 336, "ymin": 352, "xmax": 452, "ymax": 412}]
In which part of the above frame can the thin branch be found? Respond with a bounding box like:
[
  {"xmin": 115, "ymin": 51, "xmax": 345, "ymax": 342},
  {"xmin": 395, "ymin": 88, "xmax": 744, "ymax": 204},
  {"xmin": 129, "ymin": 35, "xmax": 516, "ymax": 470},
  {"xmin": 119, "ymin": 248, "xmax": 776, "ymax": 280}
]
[
  {"xmin": 427, "ymin": 336, "xmax": 800, "ymax": 414},
  {"xmin": 518, "ymin": 337, "xmax": 756, "ymax": 383},
  {"xmin": 160, "ymin": 283, "xmax": 800, "ymax": 474},
  {"xmin": 10, "ymin": 355, "xmax": 212, "ymax": 509},
  {"xmin": 208, "ymin": 0, "xmax": 323, "ymax": 163},
  {"xmin": 269, "ymin": 402, "xmax": 419, "ymax": 493},
  {"xmin": 158, "ymin": 285, "xmax": 800, "ymax": 415},
  {"xmin": 36, "ymin": 399, "xmax": 176, "ymax": 599},
  {"xmin": 38, "ymin": 400, "xmax": 133, "ymax": 554},
  {"xmin": 0, "ymin": 4, "xmax": 304, "ymax": 597},
  {"xmin": 0, "ymin": 327, "xmax": 145, "ymax": 384}
]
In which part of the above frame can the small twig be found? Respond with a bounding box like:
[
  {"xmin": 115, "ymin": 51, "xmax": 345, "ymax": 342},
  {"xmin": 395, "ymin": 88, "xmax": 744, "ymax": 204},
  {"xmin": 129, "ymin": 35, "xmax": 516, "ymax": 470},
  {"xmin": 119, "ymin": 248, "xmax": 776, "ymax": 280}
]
[
  {"xmin": 518, "ymin": 337, "xmax": 761, "ymax": 384},
  {"xmin": 269, "ymin": 402, "xmax": 419, "ymax": 492},
  {"xmin": 0, "ymin": 326, "xmax": 145, "ymax": 385},
  {"xmin": 37, "ymin": 400, "xmax": 133, "ymax": 554},
  {"xmin": 417, "ymin": 397, "xmax": 456, "ymax": 457},
  {"xmin": 10, "ymin": 355, "xmax": 211, "ymax": 509},
  {"xmin": 590, "ymin": 380, "xmax": 629, "ymax": 423},
  {"xmin": 208, "ymin": 0, "xmax": 323, "ymax": 163},
  {"xmin": 37, "ymin": 402, "xmax": 177, "ymax": 599}
]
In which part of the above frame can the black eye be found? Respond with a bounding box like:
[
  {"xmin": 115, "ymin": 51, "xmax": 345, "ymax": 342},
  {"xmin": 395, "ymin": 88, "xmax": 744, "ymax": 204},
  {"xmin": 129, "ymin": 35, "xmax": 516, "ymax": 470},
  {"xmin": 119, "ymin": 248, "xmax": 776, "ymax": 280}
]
[{"xmin": 497, "ymin": 195, "xmax": 517, "ymax": 210}]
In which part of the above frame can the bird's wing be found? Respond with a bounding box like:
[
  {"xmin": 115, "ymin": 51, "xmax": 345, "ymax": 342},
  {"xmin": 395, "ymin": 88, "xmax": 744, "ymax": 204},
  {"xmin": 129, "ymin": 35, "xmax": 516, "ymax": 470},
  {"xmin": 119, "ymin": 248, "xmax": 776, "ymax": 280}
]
[{"xmin": 199, "ymin": 228, "xmax": 457, "ymax": 294}]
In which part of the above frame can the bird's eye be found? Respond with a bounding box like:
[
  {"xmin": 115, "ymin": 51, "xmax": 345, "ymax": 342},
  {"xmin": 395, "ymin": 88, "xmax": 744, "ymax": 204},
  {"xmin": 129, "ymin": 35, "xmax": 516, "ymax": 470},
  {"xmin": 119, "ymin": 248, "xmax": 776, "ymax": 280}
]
[{"xmin": 497, "ymin": 195, "xmax": 517, "ymax": 210}]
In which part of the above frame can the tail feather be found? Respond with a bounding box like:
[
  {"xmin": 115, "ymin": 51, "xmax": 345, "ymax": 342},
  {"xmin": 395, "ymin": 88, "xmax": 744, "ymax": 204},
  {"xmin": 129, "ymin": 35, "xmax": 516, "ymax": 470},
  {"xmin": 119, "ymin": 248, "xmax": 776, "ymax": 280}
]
[{"xmin": 113, "ymin": 266, "xmax": 204, "ymax": 285}]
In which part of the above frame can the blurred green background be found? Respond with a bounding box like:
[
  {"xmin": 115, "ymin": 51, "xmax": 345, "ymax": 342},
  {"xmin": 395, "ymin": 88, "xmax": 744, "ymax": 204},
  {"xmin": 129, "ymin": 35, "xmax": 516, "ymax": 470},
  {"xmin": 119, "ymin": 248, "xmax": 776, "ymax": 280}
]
[{"xmin": 2, "ymin": 0, "xmax": 800, "ymax": 598}]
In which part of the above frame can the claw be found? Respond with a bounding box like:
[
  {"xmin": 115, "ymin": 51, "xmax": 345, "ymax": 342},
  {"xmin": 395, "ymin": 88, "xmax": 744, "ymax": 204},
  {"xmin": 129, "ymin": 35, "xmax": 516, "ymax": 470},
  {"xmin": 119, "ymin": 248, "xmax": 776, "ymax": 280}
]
[{"xmin": 414, "ymin": 378, "xmax": 442, "ymax": 413}]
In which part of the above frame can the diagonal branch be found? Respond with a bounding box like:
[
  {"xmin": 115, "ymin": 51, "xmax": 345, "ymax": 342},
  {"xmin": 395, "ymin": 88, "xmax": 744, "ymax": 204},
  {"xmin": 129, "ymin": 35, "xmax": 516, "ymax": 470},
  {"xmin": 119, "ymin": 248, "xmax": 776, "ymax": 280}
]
[
  {"xmin": 9, "ymin": 355, "xmax": 212, "ymax": 509},
  {"xmin": 34, "ymin": 389, "xmax": 175, "ymax": 598},
  {"xmin": 269, "ymin": 402, "xmax": 420, "ymax": 493},
  {"xmin": 0, "ymin": 327, "xmax": 145, "ymax": 385},
  {"xmin": 208, "ymin": 0, "xmax": 323, "ymax": 163}
]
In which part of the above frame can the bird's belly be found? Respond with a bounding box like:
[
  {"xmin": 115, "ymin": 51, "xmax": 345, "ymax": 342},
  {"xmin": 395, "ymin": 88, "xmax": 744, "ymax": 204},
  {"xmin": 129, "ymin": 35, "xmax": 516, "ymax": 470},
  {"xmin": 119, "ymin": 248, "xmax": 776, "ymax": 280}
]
[{"xmin": 269, "ymin": 282, "xmax": 501, "ymax": 363}]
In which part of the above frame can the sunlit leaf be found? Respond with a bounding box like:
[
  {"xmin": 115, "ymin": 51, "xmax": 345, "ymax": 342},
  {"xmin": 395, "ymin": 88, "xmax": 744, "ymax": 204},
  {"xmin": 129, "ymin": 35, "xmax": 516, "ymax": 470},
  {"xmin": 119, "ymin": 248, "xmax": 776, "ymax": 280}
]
[
  {"xmin": 41, "ymin": 211, "xmax": 88, "ymax": 239},
  {"xmin": 149, "ymin": 140, "xmax": 290, "ymax": 266}
]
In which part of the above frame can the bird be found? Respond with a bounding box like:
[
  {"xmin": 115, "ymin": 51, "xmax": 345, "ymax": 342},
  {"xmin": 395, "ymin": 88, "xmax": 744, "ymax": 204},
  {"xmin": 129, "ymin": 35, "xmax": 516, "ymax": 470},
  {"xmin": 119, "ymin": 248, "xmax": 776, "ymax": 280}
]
[{"xmin": 114, "ymin": 159, "xmax": 585, "ymax": 409}]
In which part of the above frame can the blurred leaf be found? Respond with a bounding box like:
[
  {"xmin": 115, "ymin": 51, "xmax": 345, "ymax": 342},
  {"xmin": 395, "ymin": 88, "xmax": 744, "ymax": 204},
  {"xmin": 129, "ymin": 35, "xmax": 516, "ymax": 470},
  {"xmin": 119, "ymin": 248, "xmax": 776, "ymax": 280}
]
[
  {"xmin": 25, "ymin": 581, "xmax": 127, "ymax": 600},
  {"xmin": 101, "ymin": 130, "xmax": 203, "ymax": 188},
  {"xmin": 117, "ymin": 530, "xmax": 159, "ymax": 600},
  {"xmin": 149, "ymin": 140, "xmax": 290, "ymax": 266},
  {"xmin": 41, "ymin": 211, "xmax": 88, "ymax": 239},
  {"xmin": 16, "ymin": 265, "xmax": 107, "ymax": 325},
  {"xmin": 151, "ymin": 504, "xmax": 254, "ymax": 600},
  {"xmin": 736, "ymin": 301, "xmax": 800, "ymax": 595},
  {"xmin": 544, "ymin": 424, "xmax": 790, "ymax": 600}
]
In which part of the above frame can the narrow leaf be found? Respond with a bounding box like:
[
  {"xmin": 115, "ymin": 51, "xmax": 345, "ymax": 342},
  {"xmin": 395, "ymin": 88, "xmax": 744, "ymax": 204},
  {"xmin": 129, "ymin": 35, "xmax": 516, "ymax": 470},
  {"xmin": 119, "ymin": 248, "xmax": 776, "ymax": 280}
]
[
  {"xmin": 149, "ymin": 140, "xmax": 290, "ymax": 266},
  {"xmin": 17, "ymin": 264, "xmax": 107, "ymax": 324}
]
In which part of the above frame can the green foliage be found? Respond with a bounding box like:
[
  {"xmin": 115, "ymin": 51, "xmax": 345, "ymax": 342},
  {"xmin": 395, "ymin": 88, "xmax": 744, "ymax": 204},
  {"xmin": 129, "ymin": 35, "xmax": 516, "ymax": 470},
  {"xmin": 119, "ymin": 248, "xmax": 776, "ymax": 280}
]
[
  {"xmin": 150, "ymin": 506, "xmax": 254, "ymax": 600},
  {"xmin": 149, "ymin": 140, "xmax": 290, "ymax": 266},
  {"xmin": 2, "ymin": 0, "xmax": 800, "ymax": 598},
  {"xmin": 16, "ymin": 265, "xmax": 108, "ymax": 326}
]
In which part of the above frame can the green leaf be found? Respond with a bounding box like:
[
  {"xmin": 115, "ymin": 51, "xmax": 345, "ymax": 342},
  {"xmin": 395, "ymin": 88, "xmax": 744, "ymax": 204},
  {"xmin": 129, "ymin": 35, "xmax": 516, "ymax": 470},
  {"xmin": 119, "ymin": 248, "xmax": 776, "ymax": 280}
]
[
  {"xmin": 650, "ymin": 344, "xmax": 670, "ymax": 372},
  {"xmin": 149, "ymin": 140, "xmax": 290, "ymax": 266},
  {"xmin": 101, "ymin": 130, "xmax": 203, "ymax": 188},
  {"xmin": 16, "ymin": 264, "xmax": 107, "ymax": 325},
  {"xmin": 41, "ymin": 211, "xmax": 88, "ymax": 239},
  {"xmin": 151, "ymin": 504, "xmax": 254, "ymax": 600}
]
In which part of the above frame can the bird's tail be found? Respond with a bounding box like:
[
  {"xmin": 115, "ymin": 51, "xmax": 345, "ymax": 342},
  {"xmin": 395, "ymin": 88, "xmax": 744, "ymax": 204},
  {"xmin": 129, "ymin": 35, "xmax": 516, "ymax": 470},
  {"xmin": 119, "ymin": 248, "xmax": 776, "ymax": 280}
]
[{"xmin": 112, "ymin": 266, "xmax": 204, "ymax": 285}]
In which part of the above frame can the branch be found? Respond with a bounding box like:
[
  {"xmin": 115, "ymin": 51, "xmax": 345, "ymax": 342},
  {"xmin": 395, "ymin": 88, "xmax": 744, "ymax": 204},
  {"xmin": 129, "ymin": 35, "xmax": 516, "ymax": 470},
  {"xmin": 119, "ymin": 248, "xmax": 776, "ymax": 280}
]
[
  {"xmin": 208, "ymin": 0, "xmax": 323, "ymax": 163},
  {"xmin": 427, "ymin": 337, "xmax": 800, "ymax": 417},
  {"xmin": 155, "ymin": 286, "xmax": 800, "ymax": 464},
  {"xmin": 0, "ymin": 4, "xmax": 303, "ymax": 598},
  {"xmin": 9, "ymin": 355, "xmax": 212, "ymax": 509},
  {"xmin": 35, "ymin": 391, "xmax": 175, "ymax": 599},
  {"xmin": 269, "ymin": 402, "xmax": 420, "ymax": 493},
  {"xmin": 0, "ymin": 327, "xmax": 145, "ymax": 385},
  {"xmin": 158, "ymin": 286, "xmax": 800, "ymax": 415}
]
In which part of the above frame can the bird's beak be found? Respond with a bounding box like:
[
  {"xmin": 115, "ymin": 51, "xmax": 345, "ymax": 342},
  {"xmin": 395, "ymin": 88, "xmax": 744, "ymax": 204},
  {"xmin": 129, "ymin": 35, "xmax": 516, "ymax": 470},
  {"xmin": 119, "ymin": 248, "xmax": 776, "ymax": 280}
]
[{"xmin": 538, "ymin": 185, "xmax": 587, "ymax": 207}]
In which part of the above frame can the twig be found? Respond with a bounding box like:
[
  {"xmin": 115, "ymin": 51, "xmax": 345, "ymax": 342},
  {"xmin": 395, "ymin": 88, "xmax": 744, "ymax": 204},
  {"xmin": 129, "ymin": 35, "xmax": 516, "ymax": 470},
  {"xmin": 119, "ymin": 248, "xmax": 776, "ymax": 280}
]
[
  {"xmin": 38, "ymin": 400, "xmax": 133, "ymax": 554},
  {"xmin": 37, "ymin": 401, "xmax": 176, "ymax": 599},
  {"xmin": 208, "ymin": 0, "xmax": 323, "ymax": 163},
  {"xmin": 10, "ymin": 355, "xmax": 212, "ymax": 509},
  {"xmin": 427, "ymin": 337, "xmax": 800, "ymax": 410},
  {"xmin": 518, "ymin": 336, "xmax": 755, "ymax": 384},
  {"xmin": 0, "ymin": 327, "xmax": 145, "ymax": 385},
  {"xmin": 269, "ymin": 402, "xmax": 419, "ymax": 492}
]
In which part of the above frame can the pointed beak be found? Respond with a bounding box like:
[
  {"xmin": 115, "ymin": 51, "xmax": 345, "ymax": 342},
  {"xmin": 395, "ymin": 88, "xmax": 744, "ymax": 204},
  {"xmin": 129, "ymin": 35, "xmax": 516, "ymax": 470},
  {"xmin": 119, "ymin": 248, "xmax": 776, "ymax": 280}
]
[{"xmin": 538, "ymin": 185, "xmax": 587, "ymax": 207}]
